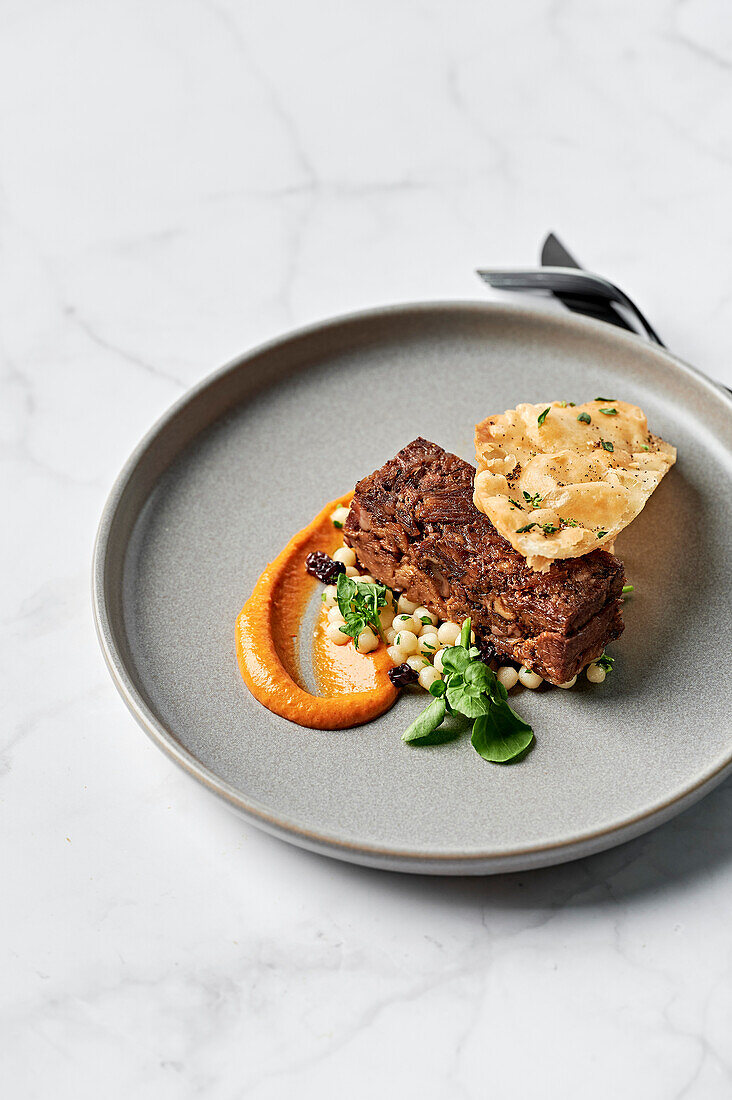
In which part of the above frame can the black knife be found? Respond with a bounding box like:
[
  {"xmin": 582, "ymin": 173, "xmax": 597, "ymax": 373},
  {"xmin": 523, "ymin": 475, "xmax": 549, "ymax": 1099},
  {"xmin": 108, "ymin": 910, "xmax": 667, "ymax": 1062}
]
[{"xmin": 540, "ymin": 232, "xmax": 636, "ymax": 335}]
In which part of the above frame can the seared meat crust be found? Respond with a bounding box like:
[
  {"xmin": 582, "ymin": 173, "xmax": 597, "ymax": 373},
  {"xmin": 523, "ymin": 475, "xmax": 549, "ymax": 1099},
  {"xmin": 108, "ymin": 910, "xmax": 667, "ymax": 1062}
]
[{"xmin": 344, "ymin": 438, "xmax": 625, "ymax": 684}]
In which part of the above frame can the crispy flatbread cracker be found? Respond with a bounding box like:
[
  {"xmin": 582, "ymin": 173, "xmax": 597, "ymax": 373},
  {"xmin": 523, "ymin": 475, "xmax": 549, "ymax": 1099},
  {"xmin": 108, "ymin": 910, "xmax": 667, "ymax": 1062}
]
[{"xmin": 474, "ymin": 399, "xmax": 676, "ymax": 572}]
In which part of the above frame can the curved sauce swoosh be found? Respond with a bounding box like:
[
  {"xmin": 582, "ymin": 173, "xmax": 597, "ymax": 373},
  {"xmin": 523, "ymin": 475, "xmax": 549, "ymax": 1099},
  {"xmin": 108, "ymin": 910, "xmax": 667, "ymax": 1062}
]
[{"xmin": 235, "ymin": 494, "xmax": 398, "ymax": 729}]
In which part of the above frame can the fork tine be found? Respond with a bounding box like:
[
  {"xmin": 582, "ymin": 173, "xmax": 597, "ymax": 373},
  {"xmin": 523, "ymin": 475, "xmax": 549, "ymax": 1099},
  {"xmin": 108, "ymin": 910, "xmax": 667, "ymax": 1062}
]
[{"xmin": 476, "ymin": 268, "xmax": 665, "ymax": 347}]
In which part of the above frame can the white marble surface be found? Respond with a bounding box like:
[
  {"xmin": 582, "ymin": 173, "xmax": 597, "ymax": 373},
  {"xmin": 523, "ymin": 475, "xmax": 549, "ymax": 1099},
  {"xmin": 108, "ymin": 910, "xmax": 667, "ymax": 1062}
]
[{"xmin": 3, "ymin": 1, "xmax": 732, "ymax": 1096}]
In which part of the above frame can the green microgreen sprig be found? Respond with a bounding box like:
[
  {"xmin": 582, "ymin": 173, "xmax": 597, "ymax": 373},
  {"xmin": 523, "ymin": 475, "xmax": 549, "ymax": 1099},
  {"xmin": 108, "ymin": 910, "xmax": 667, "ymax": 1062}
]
[{"xmin": 336, "ymin": 574, "xmax": 389, "ymax": 648}]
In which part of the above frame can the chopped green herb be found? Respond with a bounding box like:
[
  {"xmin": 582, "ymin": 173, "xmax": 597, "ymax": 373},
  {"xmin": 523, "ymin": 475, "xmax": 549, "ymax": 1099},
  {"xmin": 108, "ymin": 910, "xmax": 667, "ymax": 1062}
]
[
  {"xmin": 596, "ymin": 652, "xmax": 614, "ymax": 672},
  {"xmin": 537, "ymin": 407, "xmax": 551, "ymax": 426},
  {"xmin": 558, "ymin": 401, "xmax": 567, "ymax": 408},
  {"xmin": 402, "ymin": 619, "xmax": 534, "ymax": 763},
  {"xmin": 539, "ymin": 523, "xmax": 559, "ymax": 535},
  {"xmin": 600, "ymin": 439, "xmax": 614, "ymax": 452},
  {"xmin": 522, "ymin": 490, "xmax": 543, "ymax": 509},
  {"xmin": 622, "ymin": 584, "xmax": 634, "ymax": 594},
  {"xmin": 508, "ymin": 497, "xmax": 524, "ymax": 510},
  {"xmin": 562, "ymin": 517, "xmax": 580, "ymax": 527},
  {"xmin": 595, "ymin": 397, "xmax": 616, "ymax": 402},
  {"xmin": 577, "ymin": 412, "xmax": 592, "ymax": 424},
  {"xmin": 516, "ymin": 522, "xmax": 537, "ymax": 533},
  {"xmin": 597, "ymin": 529, "xmax": 608, "ymax": 538},
  {"xmin": 336, "ymin": 573, "xmax": 389, "ymax": 646},
  {"xmin": 599, "ymin": 407, "xmax": 618, "ymax": 416},
  {"xmin": 641, "ymin": 444, "xmax": 650, "ymax": 451},
  {"xmin": 568, "ymin": 401, "xmax": 576, "ymax": 407}
]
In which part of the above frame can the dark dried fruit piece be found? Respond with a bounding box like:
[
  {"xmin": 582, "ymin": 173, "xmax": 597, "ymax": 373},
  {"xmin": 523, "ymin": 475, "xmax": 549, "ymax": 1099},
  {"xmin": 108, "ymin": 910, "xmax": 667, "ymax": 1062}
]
[
  {"xmin": 305, "ymin": 551, "xmax": 346, "ymax": 585},
  {"xmin": 476, "ymin": 635, "xmax": 497, "ymax": 666},
  {"xmin": 387, "ymin": 663, "xmax": 418, "ymax": 688}
]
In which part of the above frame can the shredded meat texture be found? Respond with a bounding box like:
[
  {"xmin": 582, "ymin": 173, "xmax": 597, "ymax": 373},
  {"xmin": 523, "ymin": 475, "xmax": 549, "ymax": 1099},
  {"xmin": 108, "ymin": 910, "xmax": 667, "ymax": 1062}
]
[{"xmin": 344, "ymin": 438, "xmax": 625, "ymax": 685}]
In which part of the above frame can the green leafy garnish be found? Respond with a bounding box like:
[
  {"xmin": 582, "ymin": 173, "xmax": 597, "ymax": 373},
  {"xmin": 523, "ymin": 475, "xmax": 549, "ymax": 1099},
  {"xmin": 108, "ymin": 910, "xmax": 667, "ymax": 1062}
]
[
  {"xmin": 540, "ymin": 523, "xmax": 559, "ymax": 535},
  {"xmin": 599, "ymin": 407, "xmax": 618, "ymax": 416},
  {"xmin": 508, "ymin": 497, "xmax": 524, "ymax": 510},
  {"xmin": 595, "ymin": 397, "xmax": 616, "ymax": 402},
  {"xmin": 600, "ymin": 439, "xmax": 614, "ymax": 452},
  {"xmin": 471, "ymin": 705, "xmax": 534, "ymax": 763},
  {"xmin": 402, "ymin": 695, "xmax": 447, "ymax": 742},
  {"xmin": 336, "ymin": 574, "xmax": 388, "ymax": 647},
  {"xmin": 401, "ymin": 618, "xmax": 534, "ymax": 764},
  {"xmin": 516, "ymin": 522, "xmax": 537, "ymax": 533},
  {"xmin": 597, "ymin": 529, "xmax": 608, "ymax": 538},
  {"xmin": 522, "ymin": 490, "xmax": 543, "ymax": 509},
  {"xmin": 537, "ymin": 407, "xmax": 551, "ymax": 426},
  {"xmin": 596, "ymin": 651, "xmax": 614, "ymax": 672},
  {"xmin": 577, "ymin": 412, "xmax": 591, "ymax": 424},
  {"xmin": 558, "ymin": 401, "xmax": 567, "ymax": 408},
  {"xmin": 641, "ymin": 444, "xmax": 650, "ymax": 451},
  {"xmin": 563, "ymin": 517, "xmax": 579, "ymax": 527},
  {"xmin": 622, "ymin": 584, "xmax": 634, "ymax": 595}
]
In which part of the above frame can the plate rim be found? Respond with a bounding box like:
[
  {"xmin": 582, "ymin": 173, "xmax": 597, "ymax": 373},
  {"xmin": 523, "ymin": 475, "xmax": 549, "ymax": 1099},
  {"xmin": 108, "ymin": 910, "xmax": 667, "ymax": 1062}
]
[{"xmin": 92, "ymin": 299, "xmax": 732, "ymax": 874}]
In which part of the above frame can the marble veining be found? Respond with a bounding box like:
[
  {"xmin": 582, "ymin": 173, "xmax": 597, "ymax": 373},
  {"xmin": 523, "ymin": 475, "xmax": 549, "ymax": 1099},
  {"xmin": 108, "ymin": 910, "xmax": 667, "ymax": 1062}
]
[{"xmin": 2, "ymin": 0, "xmax": 732, "ymax": 1096}]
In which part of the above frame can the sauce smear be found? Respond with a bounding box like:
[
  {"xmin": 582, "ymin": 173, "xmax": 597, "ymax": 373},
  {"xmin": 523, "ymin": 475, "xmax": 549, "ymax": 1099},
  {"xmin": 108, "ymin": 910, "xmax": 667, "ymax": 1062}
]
[{"xmin": 235, "ymin": 493, "xmax": 398, "ymax": 729}]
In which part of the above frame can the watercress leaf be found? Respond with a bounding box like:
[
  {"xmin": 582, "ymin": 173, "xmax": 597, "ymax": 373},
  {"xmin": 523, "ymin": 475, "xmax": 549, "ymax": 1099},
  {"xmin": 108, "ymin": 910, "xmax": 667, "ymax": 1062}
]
[
  {"xmin": 402, "ymin": 696, "xmax": 446, "ymax": 743},
  {"xmin": 463, "ymin": 661, "xmax": 494, "ymax": 693},
  {"xmin": 492, "ymin": 677, "xmax": 509, "ymax": 703},
  {"xmin": 471, "ymin": 703, "xmax": 534, "ymax": 763},
  {"xmin": 446, "ymin": 679, "xmax": 491, "ymax": 717},
  {"xmin": 440, "ymin": 646, "xmax": 471, "ymax": 675},
  {"xmin": 404, "ymin": 708, "xmax": 468, "ymax": 746},
  {"xmin": 460, "ymin": 618, "xmax": 472, "ymax": 649},
  {"xmin": 428, "ymin": 679, "xmax": 447, "ymax": 698}
]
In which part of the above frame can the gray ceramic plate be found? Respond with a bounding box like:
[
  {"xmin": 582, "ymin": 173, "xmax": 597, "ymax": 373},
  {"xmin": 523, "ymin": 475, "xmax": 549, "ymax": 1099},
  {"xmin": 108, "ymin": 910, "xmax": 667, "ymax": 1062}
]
[{"xmin": 93, "ymin": 301, "xmax": 732, "ymax": 874}]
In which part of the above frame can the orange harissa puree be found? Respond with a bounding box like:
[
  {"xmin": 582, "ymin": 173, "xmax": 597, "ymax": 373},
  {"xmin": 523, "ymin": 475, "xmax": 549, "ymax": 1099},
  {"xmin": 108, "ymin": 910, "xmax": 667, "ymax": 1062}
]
[{"xmin": 235, "ymin": 493, "xmax": 398, "ymax": 729}]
